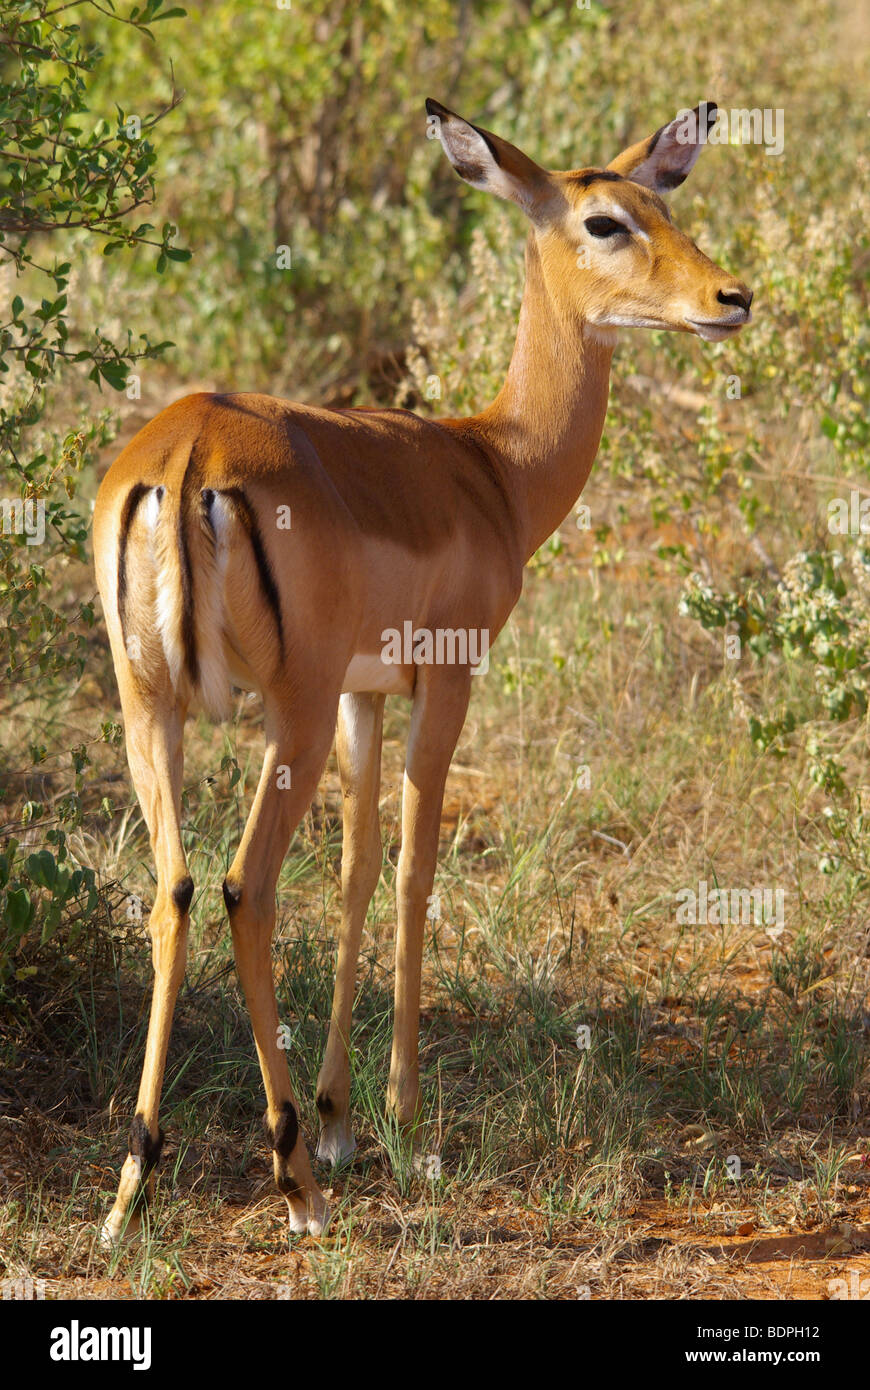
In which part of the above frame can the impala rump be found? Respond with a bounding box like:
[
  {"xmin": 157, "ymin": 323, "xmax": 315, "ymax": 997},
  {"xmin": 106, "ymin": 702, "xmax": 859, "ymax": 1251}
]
[{"xmin": 114, "ymin": 469, "xmax": 285, "ymax": 720}]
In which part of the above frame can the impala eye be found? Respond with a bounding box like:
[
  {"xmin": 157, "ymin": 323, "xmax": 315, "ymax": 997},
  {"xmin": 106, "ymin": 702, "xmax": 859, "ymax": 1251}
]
[{"xmin": 584, "ymin": 215, "xmax": 627, "ymax": 238}]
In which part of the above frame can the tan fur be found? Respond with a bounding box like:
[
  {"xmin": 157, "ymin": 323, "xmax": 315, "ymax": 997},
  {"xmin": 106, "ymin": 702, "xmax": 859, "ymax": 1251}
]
[{"xmin": 93, "ymin": 102, "xmax": 753, "ymax": 1243}]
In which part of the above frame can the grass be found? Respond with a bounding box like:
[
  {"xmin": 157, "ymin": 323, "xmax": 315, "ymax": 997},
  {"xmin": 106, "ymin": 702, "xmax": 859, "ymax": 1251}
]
[
  {"xmin": 1, "ymin": 489, "xmax": 869, "ymax": 1300},
  {"xmin": 1, "ymin": 0, "xmax": 868, "ymax": 1299}
]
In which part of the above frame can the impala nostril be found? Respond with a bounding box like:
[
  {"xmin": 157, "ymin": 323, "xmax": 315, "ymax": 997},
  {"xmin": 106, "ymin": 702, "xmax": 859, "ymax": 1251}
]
[{"xmin": 717, "ymin": 287, "xmax": 753, "ymax": 313}]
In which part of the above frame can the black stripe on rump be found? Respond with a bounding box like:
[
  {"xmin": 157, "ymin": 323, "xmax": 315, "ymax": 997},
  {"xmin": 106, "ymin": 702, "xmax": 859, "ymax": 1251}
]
[
  {"xmin": 117, "ymin": 482, "xmax": 150, "ymax": 648},
  {"xmin": 179, "ymin": 462, "xmax": 199, "ymax": 685},
  {"xmin": 221, "ymin": 486, "xmax": 285, "ymax": 661}
]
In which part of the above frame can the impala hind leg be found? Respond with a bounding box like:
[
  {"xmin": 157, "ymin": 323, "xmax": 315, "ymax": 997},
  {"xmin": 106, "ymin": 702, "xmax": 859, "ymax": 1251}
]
[
  {"xmin": 102, "ymin": 690, "xmax": 191, "ymax": 1248},
  {"xmin": 315, "ymin": 692, "xmax": 385, "ymax": 1165},
  {"xmin": 389, "ymin": 668, "xmax": 471, "ymax": 1132},
  {"xmin": 224, "ymin": 702, "xmax": 338, "ymax": 1237}
]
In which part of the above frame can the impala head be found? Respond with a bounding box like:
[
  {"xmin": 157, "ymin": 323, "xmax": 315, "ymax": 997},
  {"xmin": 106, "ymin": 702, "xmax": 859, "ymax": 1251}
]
[{"xmin": 426, "ymin": 98, "xmax": 753, "ymax": 343}]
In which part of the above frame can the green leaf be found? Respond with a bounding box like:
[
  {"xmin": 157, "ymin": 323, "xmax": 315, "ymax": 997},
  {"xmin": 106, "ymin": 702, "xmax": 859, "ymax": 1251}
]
[
  {"xmin": 25, "ymin": 850, "xmax": 58, "ymax": 890},
  {"xmin": 5, "ymin": 887, "xmax": 34, "ymax": 938},
  {"xmin": 99, "ymin": 361, "xmax": 129, "ymax": 390}
]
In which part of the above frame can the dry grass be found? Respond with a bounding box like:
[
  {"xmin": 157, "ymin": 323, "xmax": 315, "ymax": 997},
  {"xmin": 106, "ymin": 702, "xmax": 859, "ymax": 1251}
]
[
  {"xmin": 2, "ymin": 426, "xmax": 869, "ymax": 1300},
  {"xmin": 2, "ymin": 0, "xmax": 868, "ymax": 1300}
]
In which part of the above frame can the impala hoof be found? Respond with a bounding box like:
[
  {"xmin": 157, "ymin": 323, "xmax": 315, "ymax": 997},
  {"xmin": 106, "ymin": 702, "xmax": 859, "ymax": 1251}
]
[
  {"xmin": 316, "ymin": 1124, "xmax": 356, "ymax": 1168},
  {"xmin": 99, "ymin": 1219, "xmax": 121, "ymax": 1251},
  {"xmin": 99, "ymin": 1206, "xmax": 141, "ymax": 1250},
  {"xmin": 286, "ymin": 1189, "xmax": 330, "ymax": 1239}
]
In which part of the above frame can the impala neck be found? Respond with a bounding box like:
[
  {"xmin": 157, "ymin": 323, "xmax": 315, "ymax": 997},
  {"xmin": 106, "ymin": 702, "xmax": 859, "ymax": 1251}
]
[{"xmin": 470, "ymin": 233, "xmax": 615, "ymax": 561}]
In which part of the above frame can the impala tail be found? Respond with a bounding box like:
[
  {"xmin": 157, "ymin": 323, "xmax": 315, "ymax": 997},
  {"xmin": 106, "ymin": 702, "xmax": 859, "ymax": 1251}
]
[{"xmin": 113, "ymin": 475, "xmax": 225, "ymax": 718}]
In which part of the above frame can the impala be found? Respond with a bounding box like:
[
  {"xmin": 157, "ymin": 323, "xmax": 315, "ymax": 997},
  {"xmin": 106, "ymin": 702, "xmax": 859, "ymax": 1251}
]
[{"xmin": 93, "ymin": 98, "xmax": 752, "ymax": 1244}]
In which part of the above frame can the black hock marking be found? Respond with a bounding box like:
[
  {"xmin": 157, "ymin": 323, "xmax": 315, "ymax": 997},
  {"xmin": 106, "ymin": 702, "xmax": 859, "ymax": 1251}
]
[
  {"xmin": 276, "ymin": 1173, "xmax": 304, "ymax": 1200},
  {"xmin": 129, "ymin": 1113, "xmax": 165, "ymax": 1178},
  {"xmin": 316, "ymin": 1092, "xmax": 334, "ymax": 1117},
  {"xmin": 264, "ymin": 1100, "xmax": 299, "ymax": 1159},
  {"xmin": 179, "ymin": 459, "xmax": 199, "ymax": 686},
  {"xmin": 172, "ymin": 875, "xmax": 194, "ymax": 914},
  {"xmin": 264, "ymin": 1104, "xmax": 302, "ymax": 1198},
  {"xmin": 117, "ymin": 482, "xmax": 150, "ymax": 647},
  {"xmin": 222, "ymin": 876, "xmax": 242, "ymax": 914},
  {"xmin": 221, "ymin": 487, "xmax": 285, "ymax": 661},
  {"xmin": 570, "ymin": 169, "xmax": 625, "ymax": 188}
]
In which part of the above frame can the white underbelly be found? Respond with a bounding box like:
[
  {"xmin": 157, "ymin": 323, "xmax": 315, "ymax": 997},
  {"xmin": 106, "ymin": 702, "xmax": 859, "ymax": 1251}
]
[
  {"xmin": 342, "ymin": 652, "xmax": 413, "ymax": 696},
  {"xmin": 225, "ymin": 641, "xmax": 413, "ymax": 700}
]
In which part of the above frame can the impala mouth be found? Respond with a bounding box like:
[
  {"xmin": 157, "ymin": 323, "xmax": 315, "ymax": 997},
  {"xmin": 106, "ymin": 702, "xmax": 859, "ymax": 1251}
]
[{"xmin": 687, "ymin": 313, "xmax": 751, "ymax": 342}]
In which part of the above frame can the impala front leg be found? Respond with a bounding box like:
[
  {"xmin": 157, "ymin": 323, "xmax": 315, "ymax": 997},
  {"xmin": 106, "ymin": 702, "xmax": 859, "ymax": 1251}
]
[{"xmin": 388, "ymin": 667, "xmax": 471, "ymax": 1132}]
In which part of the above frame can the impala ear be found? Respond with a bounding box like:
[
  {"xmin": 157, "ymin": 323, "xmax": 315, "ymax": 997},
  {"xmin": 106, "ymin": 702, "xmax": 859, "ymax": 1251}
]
[
  {"xmin": 425, "ymin": 98, "xmax": 562, "ymax": 223},
  {"xmin": 607, "ymin": 101, "xmax": 718, "ymax": 194}
]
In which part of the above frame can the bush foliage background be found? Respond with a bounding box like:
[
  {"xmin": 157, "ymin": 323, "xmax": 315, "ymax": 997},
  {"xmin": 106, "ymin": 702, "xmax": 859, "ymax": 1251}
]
[
  {"xmin": 3, "ymin": 0, "xmax": 867, "ymax": 969},
  {"xmin": 0, "ymin": 2, "xmax": 868, "ymax": 1291}
]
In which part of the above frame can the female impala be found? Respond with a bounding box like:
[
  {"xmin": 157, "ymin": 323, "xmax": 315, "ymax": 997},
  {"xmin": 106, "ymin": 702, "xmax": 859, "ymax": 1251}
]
[{"xmin": 94, "ymin": 98, "xmax": 752, "ymax": 1244}]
